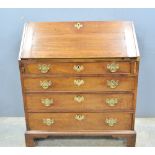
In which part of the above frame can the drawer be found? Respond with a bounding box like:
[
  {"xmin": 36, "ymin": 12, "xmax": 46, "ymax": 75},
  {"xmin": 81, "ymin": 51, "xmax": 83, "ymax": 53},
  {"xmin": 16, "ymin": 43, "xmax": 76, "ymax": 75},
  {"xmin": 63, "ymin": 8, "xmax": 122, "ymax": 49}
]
[
  {"xmin": 23, "ymin": 76, "xmax": 135, "ymax": 92},
  {"xmin": 28, "ymin": 112, "xmax": 133, "ymax": 131},
  {"xmin": 25, "ymin": 93, "xmax": 133, "ymax": 112},
  {"xmin": 24, "ymin": 62, "xmax": 131, "ymax": 75}
]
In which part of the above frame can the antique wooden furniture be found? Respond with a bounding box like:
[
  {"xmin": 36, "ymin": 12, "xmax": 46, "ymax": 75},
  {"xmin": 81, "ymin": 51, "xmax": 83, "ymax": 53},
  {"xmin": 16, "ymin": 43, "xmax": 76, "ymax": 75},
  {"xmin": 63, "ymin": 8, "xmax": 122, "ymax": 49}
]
[{"xmin": 18, "ymin": 21, "xmax": 140, "ymax": 147}]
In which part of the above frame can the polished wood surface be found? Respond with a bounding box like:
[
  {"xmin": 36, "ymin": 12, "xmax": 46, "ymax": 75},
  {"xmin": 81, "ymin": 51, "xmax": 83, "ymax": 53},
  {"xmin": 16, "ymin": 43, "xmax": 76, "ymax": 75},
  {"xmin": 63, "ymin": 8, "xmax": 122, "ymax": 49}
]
[
  {"xmin": 28, "ymin": 112, "xmax": 133, "ymax": 131},
  {"xmin": 23, "ymin": 76, "xmax": 135, "ymax": 92},
  {"xmin": 19, "ymin": 21, "xmax": 140, "ymax": 147},
  {"xmin": 25, "ymin": 61, "xmax": 131, "ymax": 75},
  {"xmin": 19, "ymin": 21, "xmax": 139, "ymax": 59},
  {"xmin": 25, "ymin": 93, "xmax": 133, "ymax": 112}
]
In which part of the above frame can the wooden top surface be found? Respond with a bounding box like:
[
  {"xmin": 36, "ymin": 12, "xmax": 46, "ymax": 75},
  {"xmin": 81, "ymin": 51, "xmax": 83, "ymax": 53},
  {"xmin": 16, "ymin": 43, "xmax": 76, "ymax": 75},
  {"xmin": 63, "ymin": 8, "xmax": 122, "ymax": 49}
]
[{"xmin": 19, "ymin": 21, "xmax": 140, "ymax": 59}]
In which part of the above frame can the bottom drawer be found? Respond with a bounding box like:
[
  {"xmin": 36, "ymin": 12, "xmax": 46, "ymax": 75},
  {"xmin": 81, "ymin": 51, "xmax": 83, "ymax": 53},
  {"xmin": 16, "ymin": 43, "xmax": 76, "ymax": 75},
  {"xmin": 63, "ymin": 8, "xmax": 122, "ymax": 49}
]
[{"xmin": 28, "ymin": 113, "xmax": 133, "ymax": 131}]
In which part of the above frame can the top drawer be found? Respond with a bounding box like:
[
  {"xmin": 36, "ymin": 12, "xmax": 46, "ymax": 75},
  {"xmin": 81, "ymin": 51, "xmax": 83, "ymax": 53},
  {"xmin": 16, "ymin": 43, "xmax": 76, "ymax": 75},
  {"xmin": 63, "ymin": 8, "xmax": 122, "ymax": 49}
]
[{"xmin": 22, "ymin": 61, "xmax": 132, "ymax": 75}]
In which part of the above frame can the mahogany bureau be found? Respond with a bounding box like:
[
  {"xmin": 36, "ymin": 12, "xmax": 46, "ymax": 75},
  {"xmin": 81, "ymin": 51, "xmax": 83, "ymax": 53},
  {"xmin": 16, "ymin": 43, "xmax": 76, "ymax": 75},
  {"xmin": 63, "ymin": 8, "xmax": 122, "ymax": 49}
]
[{"xmin": 18, "ymin": 21, "xmax": 140, "ymax": 147}]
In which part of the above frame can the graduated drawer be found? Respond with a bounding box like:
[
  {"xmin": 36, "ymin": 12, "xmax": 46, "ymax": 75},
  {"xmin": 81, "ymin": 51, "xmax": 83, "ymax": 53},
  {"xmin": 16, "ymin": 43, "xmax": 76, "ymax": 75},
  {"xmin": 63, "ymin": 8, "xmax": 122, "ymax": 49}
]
[
  {"xmin": 25, "ymin": 93, "xmax": 133, "ymax": 112},
  {"xmin": 24, "ymin": 61, "xmax": 131, "ymax": 75},
  {"xmin": 23, "ymin": 76, "xmax": 135, "ymax": 92},
  {"xmin": 28, "ymin": 112, "xmax": 133, "ymax": 131}
]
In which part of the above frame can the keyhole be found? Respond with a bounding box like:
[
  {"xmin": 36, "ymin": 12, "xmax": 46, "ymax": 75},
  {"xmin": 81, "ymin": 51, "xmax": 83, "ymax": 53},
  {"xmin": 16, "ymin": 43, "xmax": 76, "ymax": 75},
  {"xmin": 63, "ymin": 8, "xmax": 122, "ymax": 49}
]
[{"xmin": 77, "ymin": 65, "xmax": 80, "ymax": 69}]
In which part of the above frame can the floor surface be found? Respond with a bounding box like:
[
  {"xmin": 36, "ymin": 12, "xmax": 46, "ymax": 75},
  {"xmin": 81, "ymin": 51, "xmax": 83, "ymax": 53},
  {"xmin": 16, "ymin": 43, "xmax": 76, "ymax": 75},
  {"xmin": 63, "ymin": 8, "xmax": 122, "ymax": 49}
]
[{"xmin": 0, "ymin": 117, "xmax": 154, "ymax": 147}]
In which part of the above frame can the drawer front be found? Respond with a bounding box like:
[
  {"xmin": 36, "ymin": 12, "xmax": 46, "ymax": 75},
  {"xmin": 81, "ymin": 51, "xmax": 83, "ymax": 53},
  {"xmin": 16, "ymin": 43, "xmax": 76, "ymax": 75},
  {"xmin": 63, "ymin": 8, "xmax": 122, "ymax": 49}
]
[
  {"xmin": 28, "ymin": 112, "xmax": 132, "ymax": 131},
  {"xmin": 25, "ymin": 62, "xmax": 131, "ymax": 75},
  {"xmin": 25, "ymin": 93, "xmax": 133, "ymax": 112},
  {"xmin": 23, "ymin": 77, "xmax": 135, "ymax": 92}
]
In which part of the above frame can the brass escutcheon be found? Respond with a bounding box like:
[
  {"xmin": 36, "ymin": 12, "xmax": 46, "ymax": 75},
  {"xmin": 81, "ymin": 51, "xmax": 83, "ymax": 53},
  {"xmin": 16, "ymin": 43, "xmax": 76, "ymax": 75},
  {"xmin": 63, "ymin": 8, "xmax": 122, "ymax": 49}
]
[
  {"xmin": 74, "ymin": 79, "xmax": 85, "ymax": 87},
  {"xmin": 74, "ymin": 22, "xmax": 83, "ymax": 30},
  {"xmin": 75, "ymin": 114, "xmax": 85, "ymax": 121},
  {"xmin": 73, "ymin": 65, "xmax": 84, "ymax": 72},
  {"xmin": 74, "ymin": 95, "xmax": 84, "ymax": 103}
]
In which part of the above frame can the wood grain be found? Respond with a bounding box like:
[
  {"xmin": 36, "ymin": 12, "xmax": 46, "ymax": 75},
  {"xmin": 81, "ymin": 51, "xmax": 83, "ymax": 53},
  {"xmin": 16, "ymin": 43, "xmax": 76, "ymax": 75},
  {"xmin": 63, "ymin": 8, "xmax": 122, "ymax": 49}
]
[
  {"xmin": 19, "ymin": 21, "xmax": 139, "ymax": 59},
  {"xmin": 25, "ymin": 61, "xmax": 131, "ymax": 75},
  {"xmin": 23, "ymin": 76, "xmax": 135, "ymax": 92},
  {"xmin": 18, "ymin": 21, "xmax": 140, "ymax": 147},
  {"xmin": 28, "ymin": 112, "xmax": 133, "ymax": 131},
  {"xmin": 25, "ymin": 93, "xmax": 133, "ymax": 112}
]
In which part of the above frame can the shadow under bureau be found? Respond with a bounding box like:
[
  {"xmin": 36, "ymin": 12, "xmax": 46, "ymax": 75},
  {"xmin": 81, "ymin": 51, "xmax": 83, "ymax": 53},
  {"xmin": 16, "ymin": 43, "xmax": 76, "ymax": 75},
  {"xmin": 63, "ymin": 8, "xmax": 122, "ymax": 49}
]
[{"xmin": 18, "ymin": 21, "xmax": 140, "ymax": 147}]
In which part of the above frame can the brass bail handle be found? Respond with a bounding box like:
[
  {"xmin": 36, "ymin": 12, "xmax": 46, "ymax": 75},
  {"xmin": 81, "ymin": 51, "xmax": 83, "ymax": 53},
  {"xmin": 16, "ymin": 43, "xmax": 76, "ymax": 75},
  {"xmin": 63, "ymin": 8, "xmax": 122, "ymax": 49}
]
[
  {"xmin": 41, "ymin": 98, "xmax": 54, "ymax": 106},
  {"xmin": 106, "ymin": 98, "xmax": 118, "ymax": 106},
  {"xmin": 40, "ymin": 80, "xmax": 52, "ymax": 89},
  {"xmin": 105, "ymin": 118, "xmax": 117, "ymax": 127},
  {"xmin": 107, "ymin": 80, "xmax": 119, "ymax": 89},
  {"xmin": 107, "ymin": 63, "xmax": 119, "ymax": 73},
  {"xmin": 42, "ymin": 118, "xmax": 55, "ymax": 126},
  {"xmin": 38, "ymin": 64, "xmax": 51, "ymax": 73}
]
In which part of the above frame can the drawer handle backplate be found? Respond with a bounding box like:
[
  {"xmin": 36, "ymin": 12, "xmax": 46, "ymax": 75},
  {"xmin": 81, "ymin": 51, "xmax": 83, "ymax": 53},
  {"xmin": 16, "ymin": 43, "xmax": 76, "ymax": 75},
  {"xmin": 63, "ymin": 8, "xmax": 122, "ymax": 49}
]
[
  {"xmin": 74, "ymin": 79, "xmax": 85, "ymax": 87},
  {"xmin": 38, "ymin": 64, "xmax": 50, "ymax": 73},
  {"xmin": 106, "ymin": 98, "xmax": 118, "ymax": 106},
  {"xmin": 40, "ymin": 80, "xmax": 52, "ymax": 89},
  {"xmin": 105, "ymin": 118, "xmax": 117, "ymax": 127},
  {"xmin": 107, "ymin": 80, "xmax": 119, "ymax": 89},
  {"xmin": 41, "ymin": 98, "xmax": 53, "ymax": 106},
  {"xmin": 73, "ymin": 65, "xmax": 84, "ymax": 72},
  {"xmin": 43, "ymin": 118, "xmax": 55, "ymax": 126},
  {"xmin": 75, "ymin": 114, "xmax": 85, "ymax": 121},
  {"xmin": 107, "ymin": 63, "xmax": 119, "ymax": 72}
]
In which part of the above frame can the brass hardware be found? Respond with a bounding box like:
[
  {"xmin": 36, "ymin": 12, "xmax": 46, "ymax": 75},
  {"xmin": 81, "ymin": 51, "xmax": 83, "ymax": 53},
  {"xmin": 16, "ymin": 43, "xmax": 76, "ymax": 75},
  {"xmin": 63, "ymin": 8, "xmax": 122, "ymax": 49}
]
[
  {"xmin": 38, "ymin": 64, "xmax": 50, "ymax": 73},
  {"xmin": 41, "ymin": 98, "xmax": 53, "ymax": 106},
  {"xmin": 106, "ymin": 98, "xmax": 118, "ymax": 106},
  {"xmin": 40, "ymin": 80, "xmax": 52, "ymax": 89},
  {"xmin": 73, "ymin": 65, "xmax": 84, "ymax": 72},
  {"xmin": 105, "ymin": 118, "xmax": 117, "ymax": 127},
  {"xmin": 74, "ymin": 22, "xmax": 83, "ymax": 30},
  {"xmin": 107, "ymin": 63, "xmax": 119, "ymax": 72},
  {"xmin": 42, "ymin": 118, "xmax": 54, "ymax": 126},
  {"xmin": 107, "ymin": 80, "xmax": 119, "ymax": 89},
  {"xmin": 74, "ymin": 79, "xmax": 85, "ymax": 87},
  {"xmin": 75, "ymin": 114, "xmax": 85, "ymax": 121},
  {"xmin": 74, "ymin": 96, "xmax": 84, "ymax": 103}
]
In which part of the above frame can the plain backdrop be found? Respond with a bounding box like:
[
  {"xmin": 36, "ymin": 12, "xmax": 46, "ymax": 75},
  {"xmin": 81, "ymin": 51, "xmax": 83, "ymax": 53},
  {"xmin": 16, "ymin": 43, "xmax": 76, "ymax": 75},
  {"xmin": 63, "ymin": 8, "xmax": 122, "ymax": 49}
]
[{"xmin": 0, "ymin": 8, "xmax": 154, "ymax": 117}]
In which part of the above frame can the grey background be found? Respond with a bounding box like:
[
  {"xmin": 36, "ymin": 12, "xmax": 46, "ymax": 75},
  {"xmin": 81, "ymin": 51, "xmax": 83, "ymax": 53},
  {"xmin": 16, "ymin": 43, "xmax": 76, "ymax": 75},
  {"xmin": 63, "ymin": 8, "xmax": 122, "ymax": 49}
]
[{"xmin": 0, "ymin": 8, "xmax": 154, "ymax": 117}]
